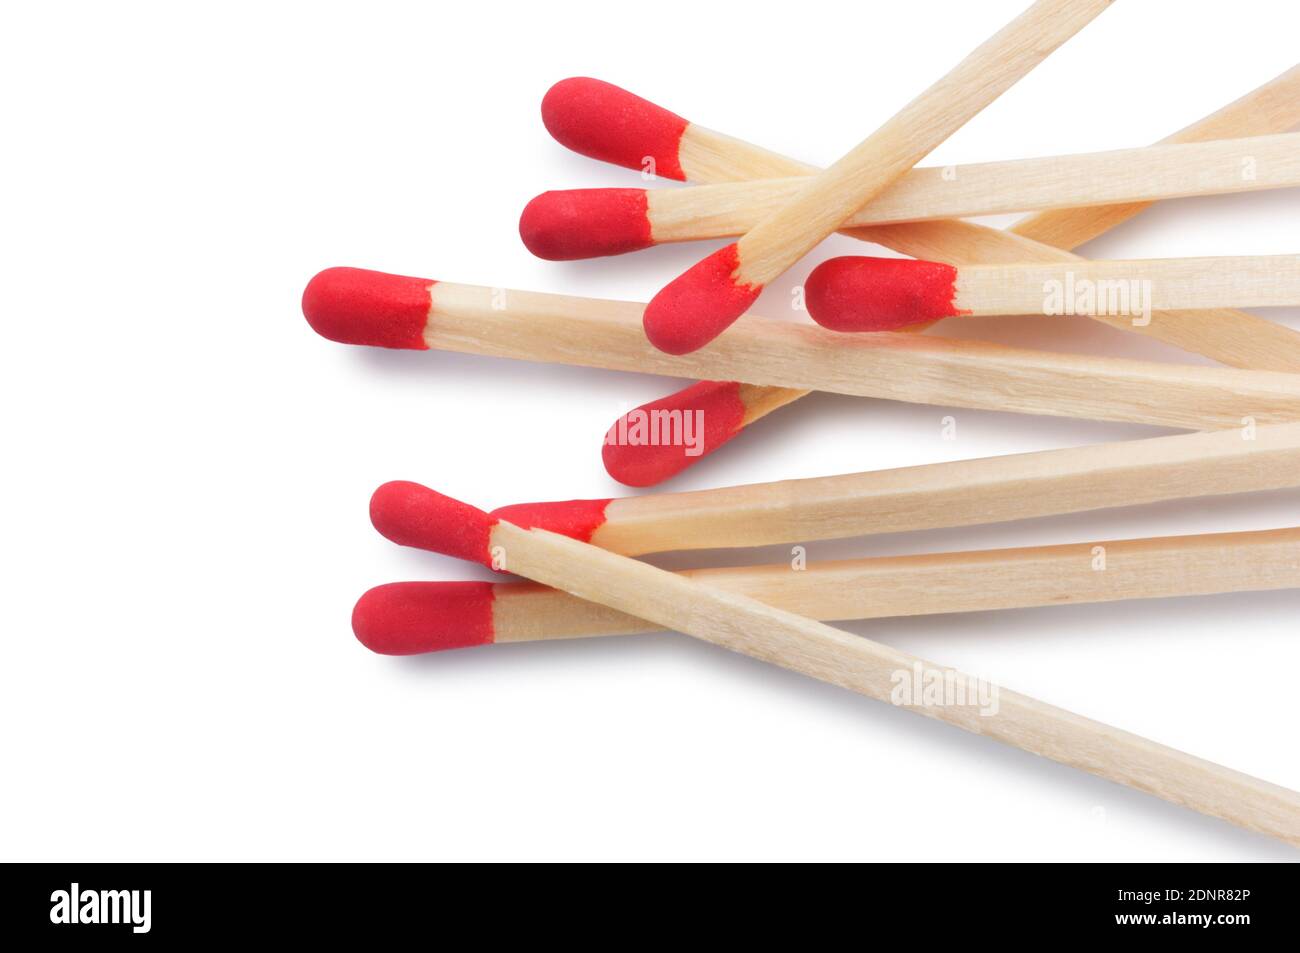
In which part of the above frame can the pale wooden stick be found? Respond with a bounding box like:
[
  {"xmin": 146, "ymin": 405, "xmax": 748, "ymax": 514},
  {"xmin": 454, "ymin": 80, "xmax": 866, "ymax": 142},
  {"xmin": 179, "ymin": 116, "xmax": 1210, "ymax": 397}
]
[
  {"xmin": 948, "ymin": 254, "xmax": 1300, "ymax": 316},
  {"xmin": 673, "ymin": 65, "xmax": 1300, "ymax": 191},
  {"xmin": 579, "ymin": 421, "xmax": 1300, "ymax": 555},
  {"xmin": 638, "ymin": 134, "xmax": 1300, "ymax": 241},
  {"xmin": 1013, "ymin": 64, "xmax": 1300, "ymax": 248},
  {"xmin": 372, "ymin": 483, "xmax": 1300, "ymax": 845},
  {"xmin": 607, "ymin": 66, "xmax": 1300, "ymax": 484},
  {"xmin": 403, "ymin": 280, "xmax": 1300, "ymax": 432},
  {"xmin": 505, "ymin": 524, "xmax": 1300, "ymax": 846},
  {"xmin": 403, "ymin": 526, "xmax": 1300, "ymax": 643},
  {"xmin": 732, "ymin": 0, "xmax": 1112, "ymax": 281}
]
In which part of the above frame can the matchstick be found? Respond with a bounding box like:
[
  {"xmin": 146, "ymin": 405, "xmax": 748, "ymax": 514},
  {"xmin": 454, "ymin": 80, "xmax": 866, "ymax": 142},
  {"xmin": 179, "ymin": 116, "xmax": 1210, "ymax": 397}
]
[
  {"xmin": 367, "ymin": 481, "xmax": 1300, "ymax": 845},
  {"xmin": 1013, "ymin": 66, "xmax": 1300, "ymax": 249},
  {"xmin": 302, "ymin": 268, "xmax": 1300, "ymax": 433},
  {"xmin": 378, "ymin": 420, "xmax": 1300, "ymax": 557},
  {"xmin": 805, "ymin": 254, "xmax": 1300, "ymax": 331},
  {"xmin": 354, "ymin": 526, "xmax": 1300, "ymax": 653},
  {"xmin": 640, "ymin": 0, "xmax": 1115, "ymax": 353},
  {"xmin": 520, "ymin": 133, "xmax": 1300, "ymax": 259},
  {"xmin": 545, "ymin": 70, "xmax": 1300, "ymax": 484}
]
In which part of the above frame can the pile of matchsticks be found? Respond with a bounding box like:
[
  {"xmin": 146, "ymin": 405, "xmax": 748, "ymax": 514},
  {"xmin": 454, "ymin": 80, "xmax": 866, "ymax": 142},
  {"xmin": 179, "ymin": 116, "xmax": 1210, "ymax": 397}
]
[{"xmin": 302, "ymin": 0, "xmax": 1300, "ymax": 845}]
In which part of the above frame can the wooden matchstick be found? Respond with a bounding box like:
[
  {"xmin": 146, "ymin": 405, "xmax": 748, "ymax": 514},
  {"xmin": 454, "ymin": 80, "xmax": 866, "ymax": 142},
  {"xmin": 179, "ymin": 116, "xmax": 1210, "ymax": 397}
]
[
  {"xmin": 1013, "ymin": 65, "xmax": 1300, "ymax": 249},
  {"xmin": 545, "ymin": 70, "xmax": 1300, "ymax": 484},
  {"xmin": 367, "ymin": 481, "xmax": 1300, "ymax": 845},
  {"xmin": 641, "ymin": 0, "xmax": 1115, "ymax": 353},
  {"xmin": 365, "ymin": 420, "xmax": 1300, "ymax": 557},
  {"xmin": 804, "ymin": 253, "xmax": 1300, "ymax": 331},
  {"xmin": 521, "ymin": 133, "xmax": 1300, "ymax": 259},
  {"xmin": 355, "ymin": 526, "xmax": 1300, "ymax": 652},
  {"xmin": 303, "ymin": 268, "xmax": 1300, "ymax": 433}
]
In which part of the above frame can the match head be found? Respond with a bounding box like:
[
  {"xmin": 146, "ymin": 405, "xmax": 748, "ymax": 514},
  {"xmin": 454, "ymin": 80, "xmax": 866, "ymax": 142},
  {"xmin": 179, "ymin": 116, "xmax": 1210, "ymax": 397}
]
[
  {"xmin": 602, "ymin": 381, "xmax": 746, "ymax": 486},
  {"xmin": 491, "ymin": 498, "xmax": 611, "ymax": 542},
  {"xmin": 369, "ymin": 481, "xmax": 498, "ymax": 567},
  {"xmin": 541, "ymin": 77, "xmax": 689, "ymax": 181},
  {"xmin": 352, "ymin": 582, "xmax": 496, "ymax": 655},
  {"xmin": 643, "ymin": 244, "xmax": 762, "ymax": 354},
  {"xmin": 804, "ymin": 256, "xmax": 964, "ymax": 332},
  {"xmin": 518, "ymin": 189, "xmax": 653, "ymax": 261},
  {"xmin": 302, "ymin": 267, "xmax": 433, "ymax": 349}
]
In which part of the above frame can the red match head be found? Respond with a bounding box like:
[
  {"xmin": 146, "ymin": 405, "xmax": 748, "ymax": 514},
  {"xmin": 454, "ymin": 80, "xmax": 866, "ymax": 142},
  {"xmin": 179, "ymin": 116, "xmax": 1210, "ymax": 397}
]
[
  {"xmin": 602, "ymin": 381, "xmax": 747, "ymax": 486},
  {"xmin": 352, "ymin": 582, "xmax": 496, "ymax": 655},
  {"xmin": 518, "ymin": 189, "xmax": 653, "ymax": 261},
  {"xmin": 369, "ymin": 481, "xmax": 498, "ymax": 567},
  {"xmin": 541, "ymin": 77, "xmax": 689, "ymax": 181},
  {"xmin": 642, "ymin": 243, "xmax": 762, "ymax": 354},
  {"xmin": 302, "ymin": 267, "xmax": 433, "ymax": 349},
  {"xmin": 490, "ymin": 498, "xmax": 611, "ymax": 542},
  {"xmin": 804, "ymin": 256, "xmax": 965, "ymax": 332}
]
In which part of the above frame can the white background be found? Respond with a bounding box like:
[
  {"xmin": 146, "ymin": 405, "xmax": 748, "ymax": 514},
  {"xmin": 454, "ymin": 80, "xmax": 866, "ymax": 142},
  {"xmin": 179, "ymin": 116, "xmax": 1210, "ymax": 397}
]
[{"xmin": 2, "ymin": 0, "xmax": 1298, "ymax": 861}]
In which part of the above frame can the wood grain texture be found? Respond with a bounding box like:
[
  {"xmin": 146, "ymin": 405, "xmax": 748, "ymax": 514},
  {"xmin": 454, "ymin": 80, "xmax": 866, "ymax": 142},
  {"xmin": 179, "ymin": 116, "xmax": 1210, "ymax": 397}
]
[
  {"xmin": 733, "ymin": 0, "xmax": 1114, "ymax": 284},
  {"xmin": 492, "ymin": 526, "xmax": 1300, "ymax": 640},
  {"xmin": 488, "ymin": 519, "xmax": 1300, "ymax": 845},
  {"xmin": 586, "ymin": 422, "xmax": 1300, "ymax": 555},
  {"xmin": 427, "ymin": 281, "xmax": 1300, "ymax": 433},
  {"xmin": 649, "ymin": 134, "xmax": 1300, "ymax": 238},
  {"xmin": 677, "ymin": 123, "xmax": 814, "ymax": 183},
  {"xmin": 950, "ymin": 254, "xmax": 1300, "ymax": 316}
]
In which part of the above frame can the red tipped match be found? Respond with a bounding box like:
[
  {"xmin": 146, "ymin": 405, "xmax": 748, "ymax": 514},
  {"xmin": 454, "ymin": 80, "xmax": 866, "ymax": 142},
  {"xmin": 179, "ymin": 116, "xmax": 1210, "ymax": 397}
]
[
  {"xmin": 302, "ymin": 267, "xmax": 433, "ymax": 349},
  {"xmin": 643, "ymin": 244, "xmax": 762, "ymax": 354},
  {"xmin": 541, "ymin": 77, "xmax": 689, "ymax": 181},
  {"xmin": 490, "ymin": 498, "xmax": 611, "ymax": 543},
  {"xmin": 805, "ymin": 256, "xmax": 966, "ymax": 332},
  {"xmin": 519, "ymin": 189, "xmax": 653, "ymax": 261},
  {"xmin": 352, "ymin": 582, "xmax": 496, "ymax": 655},
  {"xmin": 602, "ymin": 381, "xmax": 747, "ymax": 487},
  {"xmin": 369, "ymin": 481, "xmax": 498, "ymax": 567}
]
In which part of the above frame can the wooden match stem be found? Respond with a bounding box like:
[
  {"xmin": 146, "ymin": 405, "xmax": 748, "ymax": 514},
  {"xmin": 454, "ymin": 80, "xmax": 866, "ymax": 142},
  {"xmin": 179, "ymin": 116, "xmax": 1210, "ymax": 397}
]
[
  {"xmin": 732, "ymin": 0, "xmax": 1115, "ymax": 285},
  {"xmin": 585, "ymin": 422, "xmax": 1300, "ymax": 556},
  {"xmin": 649, "ymin": 134, "xmax": 1300, "ymax": 239},
  {"xmin": 494, "ymin": 526, "xmax": 1300, "ymax": 641},
  {"xmin": 950, "ymin": 254, "xmax": 1300, "ymax": 315},
  {"xmin": 427, "ymin": 281, "xmax": 1300, "ymax": 432},
  {"xmin": 1013, "ymin": 65, "xmax": 1300, "ymax": 248},
  {"xmin": 490, "ymin": 519, "xmax": 1300, "ymax": 845}
]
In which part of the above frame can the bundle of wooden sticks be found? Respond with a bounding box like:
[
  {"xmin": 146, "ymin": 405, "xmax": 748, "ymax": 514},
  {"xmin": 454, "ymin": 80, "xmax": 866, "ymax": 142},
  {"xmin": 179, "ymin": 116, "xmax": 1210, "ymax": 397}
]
[{"xmin": 303, "ymin": 0, "xmax": 1300, "ymax": 845}]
